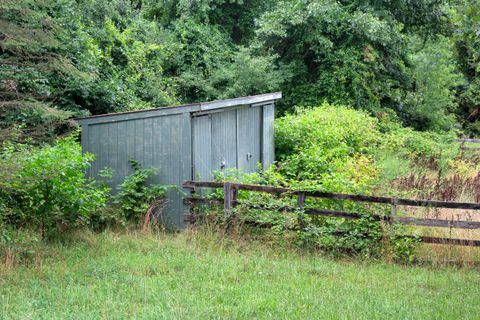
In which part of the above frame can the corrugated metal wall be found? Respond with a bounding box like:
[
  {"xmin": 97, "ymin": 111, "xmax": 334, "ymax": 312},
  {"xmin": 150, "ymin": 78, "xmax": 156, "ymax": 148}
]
[{"xmin": 78, "ymin": 98, "xmax": 276, "ymax": 228}]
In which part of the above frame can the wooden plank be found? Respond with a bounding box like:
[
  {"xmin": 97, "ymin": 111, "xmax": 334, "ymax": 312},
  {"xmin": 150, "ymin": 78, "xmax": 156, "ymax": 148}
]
[
  {"xmin": 182, "ymin": 192, "xmax": 480, "ymax": 230},
  {"xmin": 421, "ymin": 236, "xmax": 480, "ymax": 247},
  {"xmin": 456, "ymin": 138, "xmax": 480, "ymax": 143},
  {"xmin": 305, "ymin": 208, "xmax": 382, "ymax": 220},
  {"xmin": 396, "ymin": 198, "xmax": 480, "ymax": 210},
  {"xmin": 297, "ymin": 192, "xmax": 306, "ymax": 229},
  {"xmin": 224, "ymin": 182, "xmax": 233, "ymax": 218},
  {"xmin": 183, "ymin": 180, "xmax": 224, "ymax": 189},
  {"xmin": 395, "ymin": 217, "xmax": 480, "ymax": 229},
  {"xmin": 183, "ymin": 197, "xmax": 224, "ymax": 206},
  {"xmin": 183, "ymin": 195, "xmax": 480, "ymax": 246}
]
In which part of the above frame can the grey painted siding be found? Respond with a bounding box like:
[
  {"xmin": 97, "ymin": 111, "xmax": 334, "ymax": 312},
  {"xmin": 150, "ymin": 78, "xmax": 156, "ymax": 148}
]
[
  {"xmin": 262, "ymin": 104, "xmax": 275, "ymax": 168},
  {"xmin": 77, "ymin": 93, "xmax": 280, "ymax": 228},
  {"xmin": 237, "ymin": 106, "xmax": 261, "ymax": 172}
]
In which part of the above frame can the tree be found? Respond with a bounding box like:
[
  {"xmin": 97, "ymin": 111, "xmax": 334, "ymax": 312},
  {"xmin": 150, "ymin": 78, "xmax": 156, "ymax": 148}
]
[
  {"xmin": 453, "ymin": 0, "xmax": 480, "ymax": 136},
  {"xmin": 254, "ymin": 0, "xmax": 449, "ymax": 121},
  {"xmin": 0, "ymin": 0, "xmax": 76, "ymax": 144}
]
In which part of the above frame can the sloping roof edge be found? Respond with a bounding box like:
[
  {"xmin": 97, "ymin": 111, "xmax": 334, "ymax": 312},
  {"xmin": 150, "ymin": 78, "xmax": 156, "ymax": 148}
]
[{"xmin": 75, "ymin": 92, "xmax": 281, "ymax": 125}]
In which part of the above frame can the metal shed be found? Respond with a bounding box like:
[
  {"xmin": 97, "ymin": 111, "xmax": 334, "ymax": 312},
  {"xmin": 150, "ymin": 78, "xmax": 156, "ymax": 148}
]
[{"xmin": 76, "ymin": 92, "xmax": 282, "ymax": 228}]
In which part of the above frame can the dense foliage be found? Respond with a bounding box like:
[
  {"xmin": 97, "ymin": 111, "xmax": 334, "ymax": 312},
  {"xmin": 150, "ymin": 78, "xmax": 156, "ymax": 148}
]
[
  {"xmin": 114, "ymin": 160, "xmax": 168, "ymax": 221},
  {"xmin": 0, "ymin": 135, "xmax": 109, "ymax": 237},
  {"xmin": 1, "ymin": 0, "xmax": 479, "ymax": 139}
]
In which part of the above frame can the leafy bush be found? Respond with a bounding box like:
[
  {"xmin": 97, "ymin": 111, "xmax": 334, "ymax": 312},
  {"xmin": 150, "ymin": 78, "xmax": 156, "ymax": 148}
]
[
  {"xmin": 0, "ymin": 135, "xmax": 109, "ymax": 237},
  {"xmin": 113, "ymin": 160, "xmax": 168, "ymax": 222},
  {"xmin": 275, "ymin": 103, "xmax": 381, "ymax": 193}
]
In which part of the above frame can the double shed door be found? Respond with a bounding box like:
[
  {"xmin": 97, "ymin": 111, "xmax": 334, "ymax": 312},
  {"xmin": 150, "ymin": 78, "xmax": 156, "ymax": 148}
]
[{"xmin": 192, "ymin": 106, "xmax": 262, "ymax": 181}]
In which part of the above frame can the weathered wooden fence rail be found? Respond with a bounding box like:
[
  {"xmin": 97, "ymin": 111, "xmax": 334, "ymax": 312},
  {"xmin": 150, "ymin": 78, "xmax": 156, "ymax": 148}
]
[
  {"xmin": 456, "ymin": 138, "xmax": 480, "ymax": 143},
  {"xmin": 182, "ymin": 181, "xmax": 480, "ymax": 247},
  {"xmin": 457, "ymin": 138, "xmax": 480, "ymax": 151}
]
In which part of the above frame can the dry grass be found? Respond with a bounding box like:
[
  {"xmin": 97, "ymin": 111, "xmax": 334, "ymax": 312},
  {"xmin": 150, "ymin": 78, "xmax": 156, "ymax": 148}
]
[{"xmin": 392, "ymin": 170, "xmax": 480, "ymax": 265}]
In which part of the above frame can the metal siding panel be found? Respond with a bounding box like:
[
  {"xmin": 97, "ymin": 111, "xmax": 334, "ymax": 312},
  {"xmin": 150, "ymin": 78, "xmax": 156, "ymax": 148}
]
[
  {"xmin": 179, "ymin": 112, "xmax": 192, "ymax": 228},
  {"xmin": 211, "ymin": 109, "xmax": 237, "ymax": 172},
  {"xmin": 107, "ymin": 122, "xmax": 119, "ymax": 188},
  {"xmin": 116, "ymin": 121, "xmax": 127, "ymax": 193},
  {"xmin": 76, "ymin": 97, "xmax": 279, "ymax": 230},
  {"xmin": 143, "ymin": 118, "xmax": 154, "ymax": 176},
  {"xmin": 171, "ymin": 115, "xmax": 183, "ymax": 227},
  {"xmin": 97, "ymin": 123, "xmax": 109, "ymax": 176},
  {"xmin": 153, "ymin": 114, "xmax": 183, "ymax": 228},
  {"xmin": 192, "ymin": 115, "xmax": 212, "ymax": 181},
  {"xmin": 87, "ymin": 124, "xmax": 99, "ymax": 179},
  {"xmin": 81, "ymin": 124, "xmax": 89, "ymax": 153},
  {"xmin": 237, "ymin": 106, "xmax": 261, "ymax": 173},
  {"xmin": 134, "ymin": 119, "xmax": 144, "ymax": 166},
  {"xmin": 262, "ymin": 103, "xmax": 275, "ymax": 168},
  {"xmin": 125, "ymin": 120, "xmax": 136, "ymax": 176},
  {"xmin": 152, "ymin": 116, "xmax": 162, "ymax": 184}
]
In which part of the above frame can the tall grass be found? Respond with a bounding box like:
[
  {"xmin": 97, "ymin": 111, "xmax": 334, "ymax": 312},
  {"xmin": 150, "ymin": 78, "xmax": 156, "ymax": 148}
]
[{"xmin": 1, "ymin": 229, "xmax": 479, "ymax": 319}]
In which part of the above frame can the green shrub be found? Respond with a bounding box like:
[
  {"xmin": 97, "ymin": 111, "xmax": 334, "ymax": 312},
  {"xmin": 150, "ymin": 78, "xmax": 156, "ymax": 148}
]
[
  {"xmin": 113, "ymin": 160, "xmax": 168, "ymax": 222},
  {"xmin": 0, "ymin": 135, "xmax": 109, "ymax": 237},
  {"xmin": 275, "ymin": 103, "xmax": 381, "ymax": 193}
]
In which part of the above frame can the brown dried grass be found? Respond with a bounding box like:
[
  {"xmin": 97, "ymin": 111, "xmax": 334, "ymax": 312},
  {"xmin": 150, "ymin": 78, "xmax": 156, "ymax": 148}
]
[{"xmin": 392, "ymin": 172, "xmax": 480, "ymax": 266}]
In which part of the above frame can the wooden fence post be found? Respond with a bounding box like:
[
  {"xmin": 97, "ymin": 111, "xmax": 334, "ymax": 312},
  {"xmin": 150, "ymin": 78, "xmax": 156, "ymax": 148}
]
[
  {"xmin": 297, "ymin": 192, "xmax": 306, "ymax": 230},
  {"xmin": 390, "ymin": 197, "xmax": 398, "ymax": 224},
  {"xmin": 224, "ymin": 182, "xmax": 232, "ymax": 218}
]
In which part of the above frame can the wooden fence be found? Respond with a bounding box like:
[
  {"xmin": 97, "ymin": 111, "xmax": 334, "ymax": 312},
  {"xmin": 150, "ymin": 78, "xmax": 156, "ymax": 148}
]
[
  {"xmin": 182, "ymin": 181, "xmax": 480, "ymax": 247},
  {"xmin": 457, "ymin": 138, "xmax": 480, "ymax": 152}
]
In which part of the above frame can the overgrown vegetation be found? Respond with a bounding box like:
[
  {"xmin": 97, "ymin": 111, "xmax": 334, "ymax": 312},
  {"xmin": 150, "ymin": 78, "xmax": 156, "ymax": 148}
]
[
  {"xmin": 113, "ymin": 160, "xmax": 168, "ymax": 222},
  {"xmin": 0, "ymin": 135, "xmax": 109, "ymax": 238},
  {"xmin": 192, "ymin": 104, "xmax": 478, "ymax": 263},
  {"xmin": 0, "ymin": 135, "xmax": 168, "ymax": 259}
]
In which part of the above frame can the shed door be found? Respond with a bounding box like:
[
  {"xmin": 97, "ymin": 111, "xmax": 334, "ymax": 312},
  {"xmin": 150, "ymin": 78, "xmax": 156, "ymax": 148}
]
[
  {"xmin": 192, "ymin": 106, "xmax": 262, "ymax": 180},
  {"xmin": 192, "ymin": 114, "xmax": 212, "ymax": 181},
  {"xmin": 237, "ymin": 106, "xmax": 261, "ymax": 172}
]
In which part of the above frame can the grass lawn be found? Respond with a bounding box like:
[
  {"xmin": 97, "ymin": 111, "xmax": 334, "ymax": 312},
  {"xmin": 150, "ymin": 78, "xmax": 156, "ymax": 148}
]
[{"xmin": 0, "ymin": 229, "xmax": 479, "ymax": 319}]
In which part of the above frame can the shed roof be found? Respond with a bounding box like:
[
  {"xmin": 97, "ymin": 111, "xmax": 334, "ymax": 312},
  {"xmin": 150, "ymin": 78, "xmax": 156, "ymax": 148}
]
[{"xmin": 75, "ymin": 92, "xmax": 281, "ymax": 125}]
